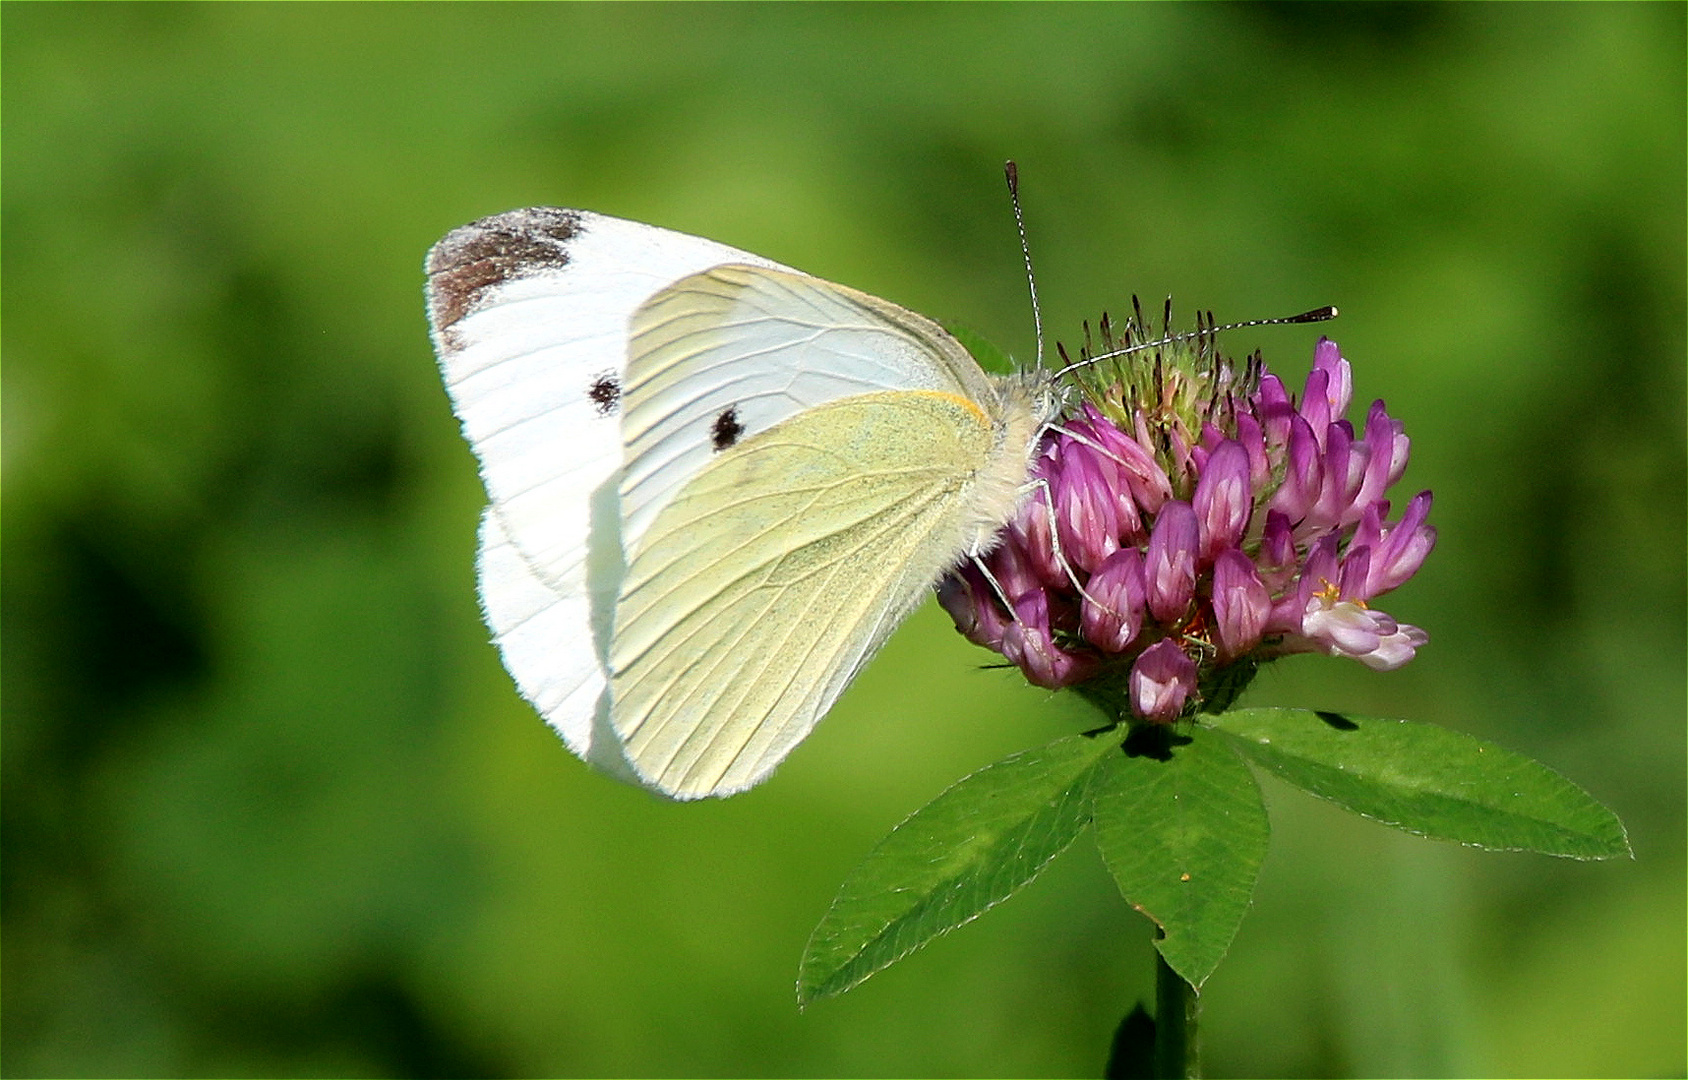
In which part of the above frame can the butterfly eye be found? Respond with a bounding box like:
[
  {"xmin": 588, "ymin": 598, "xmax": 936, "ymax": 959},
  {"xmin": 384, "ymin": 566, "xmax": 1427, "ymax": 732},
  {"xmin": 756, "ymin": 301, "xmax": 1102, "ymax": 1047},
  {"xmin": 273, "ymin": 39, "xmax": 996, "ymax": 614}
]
[
  {"xmin": 587, "ymin": 374, "xmax": 621, "ymax": 415},
  {"xmin": 711, "ymin": 406, "xmax": 744, "ymax": 451}
]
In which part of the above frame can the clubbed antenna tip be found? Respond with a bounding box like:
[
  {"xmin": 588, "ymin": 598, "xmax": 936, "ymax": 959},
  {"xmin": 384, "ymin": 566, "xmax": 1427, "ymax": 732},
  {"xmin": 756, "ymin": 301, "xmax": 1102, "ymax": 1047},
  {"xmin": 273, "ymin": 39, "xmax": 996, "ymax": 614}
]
[{"xmin": 1004, "ymin": 160, "xmax": 1043, "ymax": 369}]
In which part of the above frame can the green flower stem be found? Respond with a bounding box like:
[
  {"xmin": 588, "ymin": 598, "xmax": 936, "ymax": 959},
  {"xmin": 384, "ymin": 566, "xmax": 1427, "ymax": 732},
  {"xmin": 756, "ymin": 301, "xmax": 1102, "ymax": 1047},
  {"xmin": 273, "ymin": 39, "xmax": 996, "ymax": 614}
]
[{"xmin": 1154, "ymin": 949, "xmax": 1199, "ymax": 1079}]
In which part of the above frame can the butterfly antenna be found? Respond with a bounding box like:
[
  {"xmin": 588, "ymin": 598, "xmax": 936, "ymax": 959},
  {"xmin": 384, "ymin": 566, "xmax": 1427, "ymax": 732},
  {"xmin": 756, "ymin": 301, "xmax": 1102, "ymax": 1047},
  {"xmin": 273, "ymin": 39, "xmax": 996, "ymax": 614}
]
[
  {"xmin": 1004, "ymin": 161, "xmax": 1044, "ymax": 369},
  {"xmin": 1053, "ymin": 305, "xmax": 1339, "ymax": 379}
]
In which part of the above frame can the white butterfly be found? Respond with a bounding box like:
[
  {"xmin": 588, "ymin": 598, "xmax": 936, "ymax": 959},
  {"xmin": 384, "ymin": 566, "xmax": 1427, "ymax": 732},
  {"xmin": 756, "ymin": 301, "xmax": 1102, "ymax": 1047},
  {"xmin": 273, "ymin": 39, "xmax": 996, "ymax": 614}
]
[{"xmin": 426, "ymin": 208, "xmax": 1056, "ymax": 799}]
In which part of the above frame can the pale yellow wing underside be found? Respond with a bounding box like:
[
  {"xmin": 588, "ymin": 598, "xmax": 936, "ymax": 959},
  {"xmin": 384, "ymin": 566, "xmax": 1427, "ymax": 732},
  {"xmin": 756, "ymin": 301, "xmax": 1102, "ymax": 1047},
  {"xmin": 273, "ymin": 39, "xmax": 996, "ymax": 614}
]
[
  {"xmin": 609, "ymin": 390, "xmax": 1000, "ymax": 799},
  {"xmin": 618, "ymin": 264, "xmax": 1000, "ymax": 551}
]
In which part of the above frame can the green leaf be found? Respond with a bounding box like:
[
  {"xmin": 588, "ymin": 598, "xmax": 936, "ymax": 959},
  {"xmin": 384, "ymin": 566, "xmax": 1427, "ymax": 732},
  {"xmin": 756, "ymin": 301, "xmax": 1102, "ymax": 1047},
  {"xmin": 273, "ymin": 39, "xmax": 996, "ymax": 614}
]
[
  {"xmin": 943, "ymin": 322, "xmax": 1016, "ymax": 374},
  {"xmin": 1205, "ymin": 708, "xmax": 1632, "ymax": 860},
  {"xmin": 797, "ymin": 731, "xmax": 1118, "ymax": 1005},
  {"xmin": 1090, "ymin": 729, "xmax": 1269, "ymax": 989}
]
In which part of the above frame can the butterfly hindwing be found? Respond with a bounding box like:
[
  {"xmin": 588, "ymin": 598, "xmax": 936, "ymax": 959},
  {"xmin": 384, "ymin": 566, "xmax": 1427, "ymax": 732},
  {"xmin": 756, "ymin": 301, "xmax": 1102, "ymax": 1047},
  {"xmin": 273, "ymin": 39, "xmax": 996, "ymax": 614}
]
[
  {"xmin": 610, "ymin": 390, "xmax": 1009, "ymax": 798},
  {"xmin": 475, "ymin": 505, "xmax": 629, "ymax": 773},
  {"xmin": 611, "ymin": 270, "xmax": 1050, "ymax": 797}
]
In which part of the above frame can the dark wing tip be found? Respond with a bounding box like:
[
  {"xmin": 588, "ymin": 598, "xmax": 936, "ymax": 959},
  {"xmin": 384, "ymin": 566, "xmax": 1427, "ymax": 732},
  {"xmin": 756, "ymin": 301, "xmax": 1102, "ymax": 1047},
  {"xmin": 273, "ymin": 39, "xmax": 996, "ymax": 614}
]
[{"xmin": 425, "ymin": 207, "xmax": 585, "ymax": 335}]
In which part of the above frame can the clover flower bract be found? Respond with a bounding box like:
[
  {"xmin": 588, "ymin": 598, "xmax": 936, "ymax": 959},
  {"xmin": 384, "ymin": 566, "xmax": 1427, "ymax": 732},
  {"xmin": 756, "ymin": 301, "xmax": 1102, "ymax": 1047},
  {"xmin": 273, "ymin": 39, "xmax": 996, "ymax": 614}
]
[{"xmin": 939, "ymin": 309, "xmax": 1435, "ymax": 725}]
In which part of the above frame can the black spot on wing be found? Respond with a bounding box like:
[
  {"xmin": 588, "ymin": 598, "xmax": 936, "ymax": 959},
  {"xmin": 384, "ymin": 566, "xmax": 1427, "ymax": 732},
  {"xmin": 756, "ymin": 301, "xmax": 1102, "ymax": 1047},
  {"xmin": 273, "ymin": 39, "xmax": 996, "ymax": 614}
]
[
  {"xmin": 711, "ymin": 406, "xmax": 744, "ymax": 451},
  {"xmin": 588, "ymin": 373, "xmax": 620, "ymax": 415},
  {"xmin": 425, "ymin": 207, "xmax": 583, "ymax": 337}
]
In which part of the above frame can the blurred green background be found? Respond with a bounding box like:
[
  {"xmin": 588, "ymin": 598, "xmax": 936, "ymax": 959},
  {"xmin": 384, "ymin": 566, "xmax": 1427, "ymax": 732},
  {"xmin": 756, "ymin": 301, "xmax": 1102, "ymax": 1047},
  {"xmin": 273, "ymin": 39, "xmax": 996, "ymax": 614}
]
[{"xmin": 4, "ymin": 4, "xmax": 1683, "ymax": 1078}]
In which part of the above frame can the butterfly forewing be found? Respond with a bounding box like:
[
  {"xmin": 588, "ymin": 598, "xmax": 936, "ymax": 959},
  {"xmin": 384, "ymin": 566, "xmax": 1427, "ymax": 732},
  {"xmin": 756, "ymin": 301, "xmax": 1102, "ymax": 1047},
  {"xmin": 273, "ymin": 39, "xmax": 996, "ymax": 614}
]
[
  {"xmin": 618, "ymin": 266, "xmax": 998, "ymax": 552},
  {"xmin": 425, "ymin": 209, "xmax": 783, "ymax": 761}
]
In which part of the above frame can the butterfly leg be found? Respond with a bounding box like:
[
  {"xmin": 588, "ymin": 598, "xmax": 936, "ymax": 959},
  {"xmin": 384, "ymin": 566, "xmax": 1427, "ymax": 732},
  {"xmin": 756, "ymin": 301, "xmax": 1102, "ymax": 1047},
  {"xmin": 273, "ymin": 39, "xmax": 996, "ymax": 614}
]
[{"xmin": 1025, "ymin": 476, "xmax": 1120, "ymax": 618}]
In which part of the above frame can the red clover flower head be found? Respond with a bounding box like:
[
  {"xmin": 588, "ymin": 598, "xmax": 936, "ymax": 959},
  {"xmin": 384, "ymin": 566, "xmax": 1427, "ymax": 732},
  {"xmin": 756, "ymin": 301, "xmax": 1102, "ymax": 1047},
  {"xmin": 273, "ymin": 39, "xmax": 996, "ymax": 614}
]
[{"xmin": 937, "ymin": 308, "xmax": 1435, "ymax": 725}]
